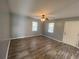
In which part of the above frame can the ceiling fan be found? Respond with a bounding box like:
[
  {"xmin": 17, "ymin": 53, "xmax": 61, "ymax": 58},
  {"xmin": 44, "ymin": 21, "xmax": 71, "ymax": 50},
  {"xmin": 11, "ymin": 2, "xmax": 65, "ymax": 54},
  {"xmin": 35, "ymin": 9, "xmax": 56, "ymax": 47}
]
[
  {"xmin": 28, "ymin": 13, "xmax": 55, "ymax": 22},
  {"xmin": 40, "ymin": 14, "xmax": 49, "ymax": 22}
]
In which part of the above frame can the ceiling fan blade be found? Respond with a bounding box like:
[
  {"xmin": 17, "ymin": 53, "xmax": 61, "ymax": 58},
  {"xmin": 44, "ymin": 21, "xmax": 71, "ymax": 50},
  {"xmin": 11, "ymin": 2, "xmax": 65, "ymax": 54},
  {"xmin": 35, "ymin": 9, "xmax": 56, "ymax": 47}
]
[{"xmin": 26, "ymin": 15, "xmax": 40, "ymax": 19}]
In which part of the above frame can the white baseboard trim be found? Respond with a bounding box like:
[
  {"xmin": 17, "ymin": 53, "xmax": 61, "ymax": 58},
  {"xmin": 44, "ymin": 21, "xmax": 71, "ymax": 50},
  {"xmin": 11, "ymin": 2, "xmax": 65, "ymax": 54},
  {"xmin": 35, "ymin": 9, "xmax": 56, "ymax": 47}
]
[
  {"xmin": 6, "ymin": 40, "xmax": 11, "ymax": 59},
  {"xmin": 10, "ymin": 34, "xmax": 79, "ymax": 49},
  {"xmin": 42, "ymin": 35, "xmax": 62, "ymax": 42},
  {"xmin": 42, "ymin": 35, "xmax": 79, "ymax": 49},
  {"xmin": 10, "ymin": 34, "xmax": 42, "ymax": 40}
]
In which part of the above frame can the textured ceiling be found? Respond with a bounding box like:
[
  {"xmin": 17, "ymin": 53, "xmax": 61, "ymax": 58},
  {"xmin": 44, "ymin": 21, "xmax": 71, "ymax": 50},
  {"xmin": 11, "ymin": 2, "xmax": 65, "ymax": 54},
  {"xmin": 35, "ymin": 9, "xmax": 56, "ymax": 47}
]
[{"xmin": 8, "ymin": 0, "xmax": 79, "ymax": 19}]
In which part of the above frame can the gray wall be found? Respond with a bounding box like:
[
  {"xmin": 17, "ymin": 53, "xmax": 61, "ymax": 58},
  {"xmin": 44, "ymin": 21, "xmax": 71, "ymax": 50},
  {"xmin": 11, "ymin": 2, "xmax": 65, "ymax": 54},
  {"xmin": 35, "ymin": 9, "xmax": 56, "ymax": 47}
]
[
  {"xmin": 0, "ymin": 0, "xmax": 10, "ymax": 59},
  {"xmin": 43, "ymin": 17, "xmax": 79, "ymax": 41},
  {"xmin": 43, "ymin": 20, "xmax": 65, "ymax": 41},
  {"xmin": 0, "ymin": 0, "xmax": 10, "ymax": 40},
  {"xmin": 10, "ymin": 14, "xmax": 42, "ymax": 38}
]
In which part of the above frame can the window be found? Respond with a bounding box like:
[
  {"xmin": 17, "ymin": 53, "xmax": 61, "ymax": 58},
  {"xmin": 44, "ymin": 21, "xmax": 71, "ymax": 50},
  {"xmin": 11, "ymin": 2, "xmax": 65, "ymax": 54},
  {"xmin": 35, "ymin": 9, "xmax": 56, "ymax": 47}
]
[
  {"xmin": 32, "ymin": 21, "xmax": 38, "ymax": 31},
  {"xmin": 48, "ymin": 23, "xmax": 55, "ymax": 33}
]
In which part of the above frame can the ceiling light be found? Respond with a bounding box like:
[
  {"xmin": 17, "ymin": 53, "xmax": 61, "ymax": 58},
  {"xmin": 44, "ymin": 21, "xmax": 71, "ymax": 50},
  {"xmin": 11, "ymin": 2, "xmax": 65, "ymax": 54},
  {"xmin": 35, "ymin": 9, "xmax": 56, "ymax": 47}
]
[{"xmin": 41, "ymin": 15, "xmax": 48, "ymax": 22}]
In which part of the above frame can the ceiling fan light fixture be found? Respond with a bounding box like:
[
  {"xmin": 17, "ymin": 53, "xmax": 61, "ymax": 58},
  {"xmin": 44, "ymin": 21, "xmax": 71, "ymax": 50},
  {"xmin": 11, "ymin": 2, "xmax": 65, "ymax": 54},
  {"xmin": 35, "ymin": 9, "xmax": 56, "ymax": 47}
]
[
  {"xmin": 41, "ymin": 18, "xmax": 45, "ymax": 22},
  {"xmin": 41, "ymin": 14, "xmax": 48, "ymax": 22}
]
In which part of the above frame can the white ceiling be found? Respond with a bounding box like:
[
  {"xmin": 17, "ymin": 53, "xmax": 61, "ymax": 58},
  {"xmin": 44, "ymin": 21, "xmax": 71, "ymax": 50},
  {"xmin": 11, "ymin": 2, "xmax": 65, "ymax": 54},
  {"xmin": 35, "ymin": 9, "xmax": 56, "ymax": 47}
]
[{"xmin": 8, "ymin": 0, "xmax": 79, "ymax": 19}]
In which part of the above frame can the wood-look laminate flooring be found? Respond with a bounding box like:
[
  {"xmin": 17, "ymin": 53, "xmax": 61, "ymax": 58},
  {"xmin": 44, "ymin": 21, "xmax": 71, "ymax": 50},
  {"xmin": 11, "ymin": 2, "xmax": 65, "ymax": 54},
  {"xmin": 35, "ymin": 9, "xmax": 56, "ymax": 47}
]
[{"xmin": 8, "ymin": 36, "xmax": 79, "ymax": 59}]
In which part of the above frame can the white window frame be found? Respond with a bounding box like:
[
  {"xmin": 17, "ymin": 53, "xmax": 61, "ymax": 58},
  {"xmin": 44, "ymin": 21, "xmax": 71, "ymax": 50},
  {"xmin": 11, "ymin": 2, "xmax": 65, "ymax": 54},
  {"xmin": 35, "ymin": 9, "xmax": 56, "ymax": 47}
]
[
  {"xmin": 48, "ymin": 23, "xmax": 55, "ymax": 33},
  {"xmin": 32, "ymin": 21, "xmax": 38, "ymax": 31}
]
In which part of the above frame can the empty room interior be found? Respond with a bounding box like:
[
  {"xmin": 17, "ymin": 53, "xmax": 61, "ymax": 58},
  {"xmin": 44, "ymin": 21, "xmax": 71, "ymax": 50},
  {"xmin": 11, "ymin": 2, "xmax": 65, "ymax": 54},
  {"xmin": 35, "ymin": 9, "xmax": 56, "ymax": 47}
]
[{"xmin": 0, "ymin": 0, "xmax": 79, "ymax": 59}]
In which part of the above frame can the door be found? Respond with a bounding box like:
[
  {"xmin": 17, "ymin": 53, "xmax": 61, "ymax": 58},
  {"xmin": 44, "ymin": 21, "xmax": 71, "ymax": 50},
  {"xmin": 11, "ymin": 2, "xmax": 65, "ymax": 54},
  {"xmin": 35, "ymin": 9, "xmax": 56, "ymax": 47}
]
[{"xmin": 63, "ymin": 21, "xmax": 79, "ymax": 47}]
